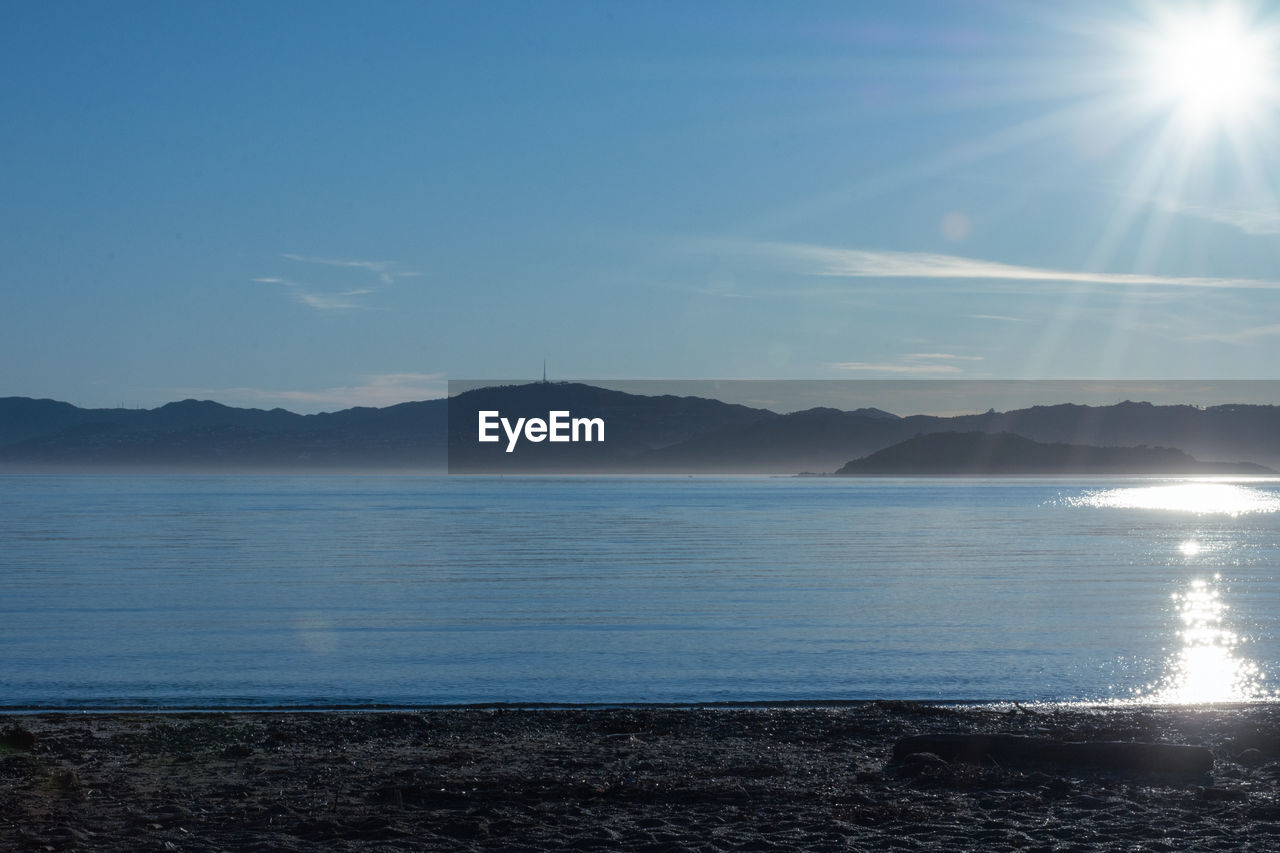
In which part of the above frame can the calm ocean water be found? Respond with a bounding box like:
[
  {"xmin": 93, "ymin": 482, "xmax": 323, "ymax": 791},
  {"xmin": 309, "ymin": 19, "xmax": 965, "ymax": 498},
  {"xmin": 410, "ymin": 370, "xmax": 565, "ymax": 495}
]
[{"xmin": 2, "ymin": 475, "xmax": 1279, "ymax": 708}]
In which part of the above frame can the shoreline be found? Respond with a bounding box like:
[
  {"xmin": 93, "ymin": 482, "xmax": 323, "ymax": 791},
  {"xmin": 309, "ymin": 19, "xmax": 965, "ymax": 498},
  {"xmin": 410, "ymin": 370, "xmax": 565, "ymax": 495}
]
[
  {"xmin": 3, "ymin": 698, "xmax": 1277, "ymax": 713},
  {"xmin": 5, "ymin": 702, "xmax": 1280, "ymax": 850}
]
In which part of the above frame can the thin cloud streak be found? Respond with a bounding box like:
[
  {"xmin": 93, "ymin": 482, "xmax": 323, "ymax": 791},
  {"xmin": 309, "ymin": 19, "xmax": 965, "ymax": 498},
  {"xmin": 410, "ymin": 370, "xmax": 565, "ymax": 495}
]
[
  {"xmin": 1163, "ymin": 202, "xmax": 1280, "ymax": 236},
  {"xmin": 255, "ymin": 277, "xmax": 371, "ymax": 311},
  {"xmin": 965, "ymin": 313, "xmax": 1024, "ymax": 322},
  {"xmin": 282, "ymin": 253, "xmax": 421, "ymax": 285},
  {"xmin": 1188, "ymin": 323, "xmax": 1280, "ymax": 344},
  {"xmin": 828, "ymin": 362, "xmax": 963, "ymax": 374},
  {"xmin": 254, "ymin": 253, "xmax": 420, "ymax": 311},
  {"xmin": 293, "ymin": 291, "xmax": 366, "ymax": 311},
  {"xmin": 904, "ymin": 352, "xmax": 984, "ymax": 361},
  {"xmin": 282, "ymin": 253, "xmax": 395, "ymax": 272},
  {"xmin": 757, "ymin": 241, "xmax": 1280, "ymax": 290}
]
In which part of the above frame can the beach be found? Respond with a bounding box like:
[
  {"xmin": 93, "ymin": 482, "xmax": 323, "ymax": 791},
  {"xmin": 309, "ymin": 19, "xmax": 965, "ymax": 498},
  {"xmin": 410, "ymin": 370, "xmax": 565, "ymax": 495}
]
[{"xmin": 4, "ymin": 702, "xmax": 1280, "ymax": 851}]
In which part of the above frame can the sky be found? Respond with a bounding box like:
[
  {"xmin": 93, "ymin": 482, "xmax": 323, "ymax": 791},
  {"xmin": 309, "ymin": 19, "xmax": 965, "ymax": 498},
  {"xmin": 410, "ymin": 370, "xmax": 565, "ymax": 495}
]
[{"xmin": 4, "ymin": 0, "xmax": 1280, "ymax": 413}]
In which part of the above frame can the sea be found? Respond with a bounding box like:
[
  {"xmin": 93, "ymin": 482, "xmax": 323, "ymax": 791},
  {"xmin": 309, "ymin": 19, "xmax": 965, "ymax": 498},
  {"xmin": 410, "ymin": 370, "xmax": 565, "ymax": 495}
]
[{"xmin": 3, "ymin": 475, "xmax": 1279, "ymax": 709}]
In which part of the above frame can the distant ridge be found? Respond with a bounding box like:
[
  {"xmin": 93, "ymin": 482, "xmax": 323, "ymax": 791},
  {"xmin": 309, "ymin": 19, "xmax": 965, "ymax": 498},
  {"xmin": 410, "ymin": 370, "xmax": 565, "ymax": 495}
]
[
  {"xmin": 3, "ymin": 385, "xmax": 1280, "ymax": 473},
  {"xmin": 446, "ymin": 381, "xmax": 773, "ymax": 470},
  {"xmin": 833, "ymin": 431, "xmax": 1274, "ymax": 476},
  {"xmin": 0, "ymin": 395, "xmax": 448, "ymax": 471}
]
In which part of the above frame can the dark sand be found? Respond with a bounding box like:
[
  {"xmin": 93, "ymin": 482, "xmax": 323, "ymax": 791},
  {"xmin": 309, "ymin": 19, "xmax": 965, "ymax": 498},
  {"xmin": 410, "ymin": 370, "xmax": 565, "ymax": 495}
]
[{"xmin": 4, "ymin": 702, "xmax": 1280, "ymax": 851}]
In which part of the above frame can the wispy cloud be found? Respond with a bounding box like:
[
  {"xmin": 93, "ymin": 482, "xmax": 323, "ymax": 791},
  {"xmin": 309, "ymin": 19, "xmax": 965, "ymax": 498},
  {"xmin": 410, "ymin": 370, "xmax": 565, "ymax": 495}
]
[
  {"xmin": 172, "ymin": 373, "xmax": 446, "ymax": 412},
  {"xmin": 255, "ymin": 254, "xmax": 421, "ymax": 311},
  {"xmin": 253, "ymin": 276, "xmax": 374, "ymax": 311},
  {"xmin": 282, "ymin": 253, "xmax": 392, "ymax": 271},
  {"xmin": 1161, "ymin": 201, "xmax": 1280, "ymax": 237},
  {"xmin": 746, "ymin": 241, "xmax": 1280, "ymax": 291},
  {"xmin": 828, "ymin": 362, "xmax": 963, "ymax": 374},
  {"xmin": 964, "ymin": 313, "xmax": 1023, "ymax": 323},
  {"xmin": 293, "ymin": 291, "xmax": 371, "ymax": 311},
  {"xmin": 904, "ymin": 352, "xmax": 984, "ymax": 361},
  {"xmin": 828, "ymin": 351, "xmax": 981, "ymax": 375},
  {"xmin": 1187, "ymin": 323, "xmax": 1280, "ymax": 344},
  {"xmin": 281, "ymin": 253, "xmax": 423, "ymax": 286}
]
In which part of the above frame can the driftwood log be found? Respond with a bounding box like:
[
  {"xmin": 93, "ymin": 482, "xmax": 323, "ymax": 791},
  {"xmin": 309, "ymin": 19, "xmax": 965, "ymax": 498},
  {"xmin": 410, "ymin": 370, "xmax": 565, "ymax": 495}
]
[{"xmin": 892, "ymin": 733, "xmax": 1213, "ymax": 776}]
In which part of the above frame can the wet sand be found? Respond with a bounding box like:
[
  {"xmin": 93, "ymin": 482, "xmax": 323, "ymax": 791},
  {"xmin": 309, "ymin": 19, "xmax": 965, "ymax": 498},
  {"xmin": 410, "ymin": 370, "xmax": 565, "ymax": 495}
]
[{"xmin": 4, "ymin": 702, "xmax": 1280, "ymax": 851}]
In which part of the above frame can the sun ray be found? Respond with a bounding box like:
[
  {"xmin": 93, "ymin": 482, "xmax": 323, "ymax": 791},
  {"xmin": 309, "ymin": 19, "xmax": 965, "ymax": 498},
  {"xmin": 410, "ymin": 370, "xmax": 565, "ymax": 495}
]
[
  {"xmin": 726, "ymin": 93, "xmax": 1146, "ymax": 238},
  {"xmin": 1083, "ymin": 117, "xmax": 1189, "ymax": 272}
]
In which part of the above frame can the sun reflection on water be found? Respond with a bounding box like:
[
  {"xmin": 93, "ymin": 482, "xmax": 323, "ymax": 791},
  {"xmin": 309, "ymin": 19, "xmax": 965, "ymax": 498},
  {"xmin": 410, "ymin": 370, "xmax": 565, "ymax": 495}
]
[
  {"xmin": 1056, "ymin": 482, "xmax": 1279, "ymax": 705},
  {"xmin": 1145, "ymin": 576, "xmax": 1270, "ymax": 704},
  {"xmin": 1065, "ymin": 481, "xmax": 1280, "ymax": 516}
]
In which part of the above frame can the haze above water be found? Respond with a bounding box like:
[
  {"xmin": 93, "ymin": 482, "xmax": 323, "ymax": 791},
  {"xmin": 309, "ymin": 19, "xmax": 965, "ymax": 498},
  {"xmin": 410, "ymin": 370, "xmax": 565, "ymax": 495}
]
[{"xmin": 2, "ymin": 476, "xmax": 1278, "ymax": 708}]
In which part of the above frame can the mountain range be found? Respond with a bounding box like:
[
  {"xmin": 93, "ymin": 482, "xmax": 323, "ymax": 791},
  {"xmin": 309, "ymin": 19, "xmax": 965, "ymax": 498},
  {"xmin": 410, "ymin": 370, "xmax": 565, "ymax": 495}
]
[
  {"xmin": 2, "ymin": 383, "xmax": 1278, "ymax": 474},
  {"xmin": 833, "ymin": 431, "xmax": 1273, "ymax": 476}
]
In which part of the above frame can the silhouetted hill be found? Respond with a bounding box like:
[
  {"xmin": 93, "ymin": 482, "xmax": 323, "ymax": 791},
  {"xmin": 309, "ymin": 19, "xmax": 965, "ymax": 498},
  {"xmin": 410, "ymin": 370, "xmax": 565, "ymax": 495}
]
[
  {"xmin": 446, "ymin": 382, "xmax": 777, "ymax": 472},
  {"xmin": 647, "ymin": 400, "xmax": 1280, "ymax": 473},
  {"xmin": 847, "ymin": 407, "xmax": 898, "ymax": 420},
  {"xmin": 0, "ymin": 396, "xmax": 447, "ymax": 471},
  {"xmin": 4, "ymin": 385, "xmax": 1280, "ymax": 473},
  {"xmin": 0, "ymin": 383, "xmax": 775, "ymax": 472},
  {"xmin": 0, "ymin": 396, "xmax": 307, "ymax": 446},
  {"xmin": 833, "ymin": 432, "xmax": 1274, "ymax": 476},
  {"xmin": 936, "ymin": 402, "xmax": 1280, "ymax": 464},
  {"xmin": 641, "ymin": 407, "xmax": 906, "ymax": 473},
  {"xmin": 0, "ymin": 397, "xmax": 102, "ymax": 445}
]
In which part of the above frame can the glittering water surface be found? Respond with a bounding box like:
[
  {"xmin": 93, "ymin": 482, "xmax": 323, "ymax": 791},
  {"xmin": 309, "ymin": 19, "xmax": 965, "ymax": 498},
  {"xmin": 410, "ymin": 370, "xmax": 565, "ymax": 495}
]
[
  {"xmin": 1063, "ymin": 480, "xmax": 1280, "ymax": 516},
  {"xmin": 2, "ymin": 475, "xmax": 1279, "ymax": 707},
  {"xmin": 1143, "ymin": 574, "xmax": 1266, "ymax": 704}
]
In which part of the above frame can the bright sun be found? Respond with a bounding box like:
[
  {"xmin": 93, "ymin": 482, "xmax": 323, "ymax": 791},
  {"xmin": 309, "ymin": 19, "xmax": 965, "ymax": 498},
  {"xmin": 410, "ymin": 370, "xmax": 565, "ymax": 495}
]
[{"xmin": 1138, "ymin": 5, "xmax": 1275, "ymax": 129}]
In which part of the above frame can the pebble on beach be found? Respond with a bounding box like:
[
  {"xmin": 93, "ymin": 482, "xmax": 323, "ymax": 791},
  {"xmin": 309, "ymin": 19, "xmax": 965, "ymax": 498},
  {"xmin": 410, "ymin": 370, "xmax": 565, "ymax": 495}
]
[{"xmin": 3, "ymin": 703, "xmax": 1280, "ymax": 851}]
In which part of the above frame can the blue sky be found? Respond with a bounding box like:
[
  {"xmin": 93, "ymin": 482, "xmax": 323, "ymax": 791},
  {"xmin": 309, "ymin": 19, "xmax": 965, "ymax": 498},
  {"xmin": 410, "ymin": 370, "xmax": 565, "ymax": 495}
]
[{"xmin": 4, "ymin": 1, "xmax": 1280, "ymax": 412}]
